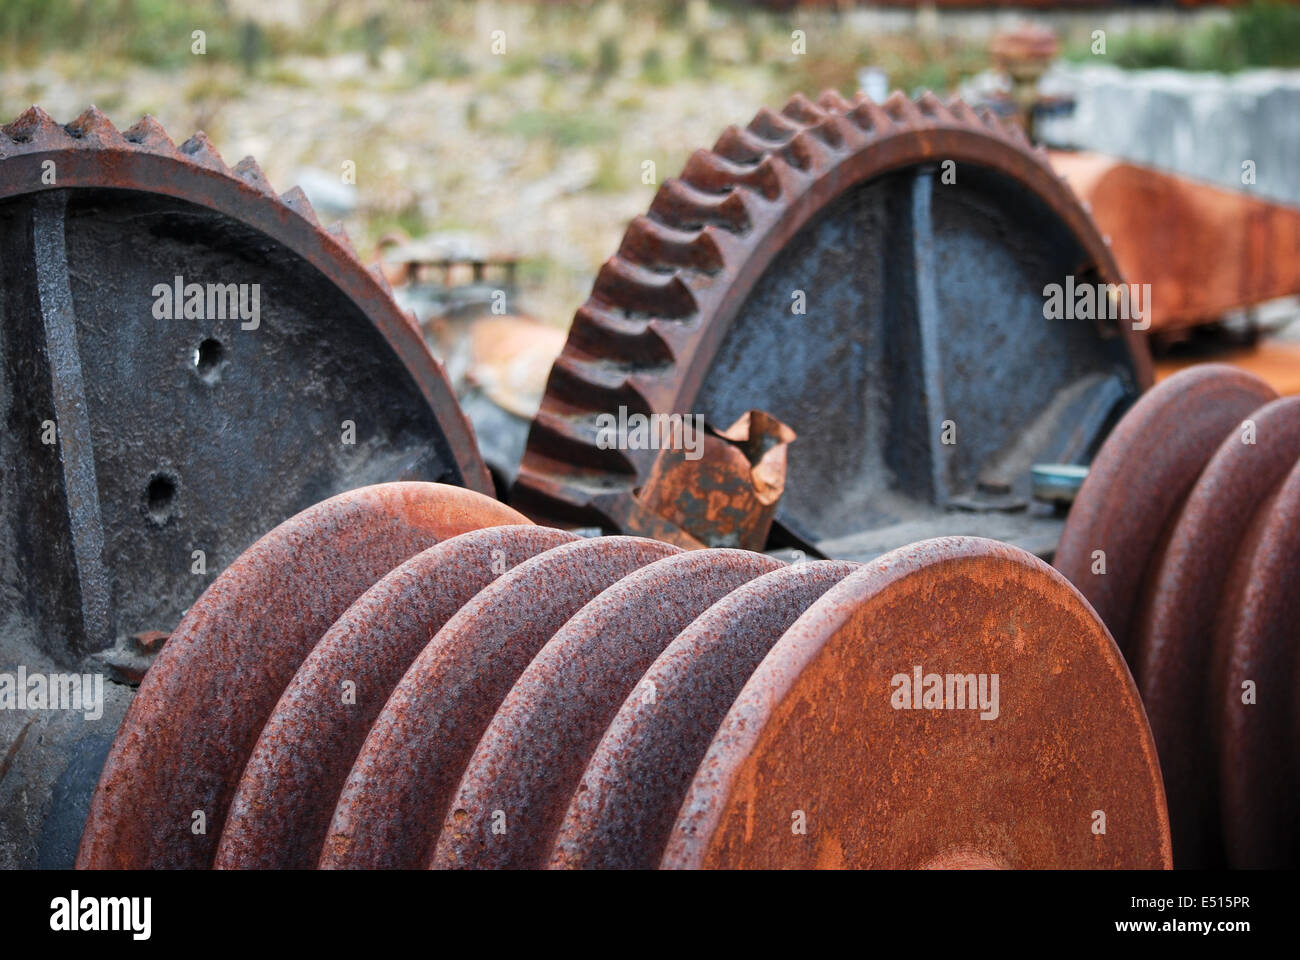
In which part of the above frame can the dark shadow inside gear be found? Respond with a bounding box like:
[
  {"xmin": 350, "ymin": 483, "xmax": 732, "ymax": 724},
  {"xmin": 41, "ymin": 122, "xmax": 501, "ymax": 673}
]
[{"xmin": 693, "ymin": 164, "xmax": 1137, "ymax": 547}]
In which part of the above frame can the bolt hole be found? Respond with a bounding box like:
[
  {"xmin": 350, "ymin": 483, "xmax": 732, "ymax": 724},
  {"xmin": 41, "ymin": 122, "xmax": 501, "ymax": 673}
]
[
  {"xmin": 192, "ymin": 338, "xmax": 224, "ymax": 381},
  {"xmin": 145, "ymin": 472, "xmax": 178, "ymax": 526}
]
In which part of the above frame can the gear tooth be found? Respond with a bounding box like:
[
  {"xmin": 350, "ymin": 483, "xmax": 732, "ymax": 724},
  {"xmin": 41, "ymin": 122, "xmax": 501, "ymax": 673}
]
[
  {"xmin": 568, "ymin": 302, "xmax": 674, "ymax": 366},
  {"xmin": 178, "ymin": 131, "xmax": 229, "ymax": 172},
  {"xmin": 882, "ymin": 91, "xmax": 921, "ymax": 123},
  {"xmin": 916, "ymin": 91, "xmax": 953, "ymax": 122},
  {"xmin": 817, "ymin": 89, "xmax": 854, "ymax": 113},
  {"xmin": 713, "ymin": 125, "xmax": 769, "ymax": 165},
  {"xmin": 978, "ymin": 106, "xmax": 1005, "ymax": 133},
  {"xmin": 780, "ymin": 92, "xmax": 826, "ymax": 125},
  {"xmin": 947, "ymin": 97, "xmax": 982, "ymax": 126},
  {"xmin": 3, "ymin": 105, "xmax": 68, "ymax": 147},
  {"xmin": 231, "ymin": 156, "xmax": 274, "ymax": 194},
  {"xmin": 368, "ymin": 261, "xmax": 393, "ymax": 295},
  {"xmin": 649, "ymin": 178, "xmax": 752, "ymax": 234},
  {"xmin": 681, "ymin": 148, "xmax": 782, "ymax": 202},
  {"xmin": 64, "ymin": 106, "xmax": 123, "ymax": 145},
  {"xmin": 280, "ymin": 186, "xmax": 321, "ymax": 227},
  {"xmin": 327, "ymin": 221, "xmax": 358, "ymax": 257},
  {"xmin": 847, "ymin": 97, "xmax": 893, "ymax": 134},
  {"xmin": 593, "ymin": 255, "xmax": 698, "ymax": 319},
  {"xmin": 122, "ymin": 115, "xmax": 177, "ymax": 152},
  {"xmin": 747, "ymin": 105, "xmax": 799, "ymax": 144},
  {"xmin": 620, "ymin": 214, "xmax": 726, "ymax": 274},
  {"xmin": 805, "ymin": 114, "xmax": 845, "ymax": 149},
  {"xmin": 777, "ymin": 128, "xmax": 831, "ymax": 173}
]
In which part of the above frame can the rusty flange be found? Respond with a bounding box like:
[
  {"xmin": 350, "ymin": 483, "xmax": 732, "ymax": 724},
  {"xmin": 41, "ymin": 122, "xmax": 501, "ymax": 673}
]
[
  {"xmin": 214, "ymin": 523, "xmax": 574, "ymax": 870},
  {"xmin": 319, "ymin": 535, "xmax": 679, "ymax": 869},
  {"xmin": 662, "ymin": 538, "xmax": 1172, "ymax": 869},
  {"xmin": 1055, "ymin": 364, "xmax": 1276, "ymax": 659},
  {"xmin": 513, "ymin": 90, "xmax": 1150, "ymax": 558},
  {"xmin": 432, "ymin": 548, "xmax": 782, "ymax": 869},
  {"xmin": 0, "ymin": 106, "xmax": 490, "ymax": 673},
  {"xmin": 77, "ymin": 482, "xmax": 525, "ymax": 869},
  {"xmin": 1211, "ymin": 457, "xmax": 1300, "ymax": 869},
  {"xmin": 550, "ymin": 559, "xmax": 857, "ymax": 869},
  {"xmin": 1133, "ymin": 395, "xmax": 1300, "ymax": 868}
]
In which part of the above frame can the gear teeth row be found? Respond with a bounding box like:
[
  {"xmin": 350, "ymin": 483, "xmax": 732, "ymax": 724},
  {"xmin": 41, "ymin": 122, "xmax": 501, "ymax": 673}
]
[
  {"xmin": 649, "ymin": 177, "xmax": 754, "ymax": 232},
  {"xmin": 0, "ymin": 105, "xmax": 493, "ymax": 497},
  {"xmin": 78, "ymin": 483, "xmax": 1171, "ymax": 870},
  {"xmin": 1056, "ymin": 364, "xmax": 1300, "ymax": 869},
  {"xmin": 514, "ymin": 89, "xmax": 1125, "ymax": 528},
  {"xmin": 1, "ymin": 106, "xmax": 374, "ymax": 277}
]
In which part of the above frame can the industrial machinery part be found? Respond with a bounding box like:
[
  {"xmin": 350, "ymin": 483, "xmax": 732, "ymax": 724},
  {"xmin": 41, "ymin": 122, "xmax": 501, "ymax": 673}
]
[
  {"xmin": 1051, "ymin": 150, "xmax": 1300, "ymax": 336},
  {"xmin": 80, "ymin": 483, "xmax": 1170, "ymax": 869},
  {"xmin": 78, "ymin": 482, "xmax": 528, "ymax": 869},
  {"xmin": 512, "ymin": 90, "xmax": 1151, "ymax": 563},
  {"xmin": 1057, "ymin": 364, "xmax": 1300, "ymax": 868},
  {"xmin": 0, "ymin": 106, "xmax": 491, "ymax": 674}
]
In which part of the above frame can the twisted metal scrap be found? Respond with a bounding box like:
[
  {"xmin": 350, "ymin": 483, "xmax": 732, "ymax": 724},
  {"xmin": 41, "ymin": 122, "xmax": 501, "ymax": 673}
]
[{"xmin": 512, "ymin": 90, "xmax": 1150, "ymax": 527}]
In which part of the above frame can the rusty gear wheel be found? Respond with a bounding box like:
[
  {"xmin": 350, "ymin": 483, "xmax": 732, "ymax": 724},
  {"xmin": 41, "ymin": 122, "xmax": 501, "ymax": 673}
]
[
  {"xmin": 512, "ymin": 91, "xmax": 1151, "ymax": 554},
  {"xmin": 0, "ymin": 106, "xmax": 490, "ymax": 672}
]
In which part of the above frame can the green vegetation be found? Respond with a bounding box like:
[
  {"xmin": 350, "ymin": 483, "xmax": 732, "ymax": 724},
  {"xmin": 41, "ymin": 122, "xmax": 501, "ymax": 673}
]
[{"xmin": 1065, "ymin": 1, "xmax": 1300, "ymax": 71}]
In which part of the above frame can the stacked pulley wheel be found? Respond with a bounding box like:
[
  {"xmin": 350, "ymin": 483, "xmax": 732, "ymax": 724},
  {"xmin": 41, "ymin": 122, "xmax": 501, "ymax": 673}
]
[
  {"xmin": 1056, "ymin": 363, "xmax": 1300, "ymax": 869},
  {"xmin": 79, "ymin": 481, "xmax": 1170, "ymax": 869}
]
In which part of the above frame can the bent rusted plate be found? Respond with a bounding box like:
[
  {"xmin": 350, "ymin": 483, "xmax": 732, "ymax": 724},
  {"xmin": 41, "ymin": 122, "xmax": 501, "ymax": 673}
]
[
  {"xmin": 1056, "ymin": 364, "xmax": 1275, "ymax": 659},
  {"xmin": 433, "ymin": 548, "xmax": 783, "ymax": 869},
  {"xmin": 1134, "ymin": 395, "xmax": 1300, "ymax": 868},
  {"xmin": 214, "ymin": 524, "xmax": 575, "ymax": 869},
  {"xmin": 77, "ymin": 482, "xmax": 526, "ymax": 869},
  {"xmin": 663, "ymin": 537, "xmax": 1172, "ymax": 870},
  {"xmin": 1211, "ymin": 457, "xmax": 1300, "ymax": 869},
  {"xmin": 319, "ymin": 536, "xmax": 680, "ymax": 869},
  {"xmin": 550, "ymin": 559, "xmax": 857, "ymax": 870}
]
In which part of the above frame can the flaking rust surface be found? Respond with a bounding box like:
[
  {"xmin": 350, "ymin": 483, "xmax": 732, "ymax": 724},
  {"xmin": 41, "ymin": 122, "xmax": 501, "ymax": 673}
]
[
  {"xmin": 433, "ymin": 548, "xmax": 782, "ymax": 869},
  {"xmin": 77, "ymin": 482, "xmax": 525, "ymax": 869},
  {"xmin": 1211, "ymin": 458, "xmax": 1300, "ymax": 869},
  {"xmin": 215, "ymin": 524, "xmax": 572, "ymax": 869},
  {"xmin": 550, "ymin": 559, "xmax": 857, "ymax": 869},
  {"xmin": 1056, "ymin": 364, "xmax": 1275, "ymax": 658},
  {"xmin": 664, "ymin": 538, "xmax": 1171, "ymax": 870},
  {"xmin": 1134, "ymin": 396, "xmax": 1300, "ymax": 868},
  {"xmin": 320, "ymin": 535, "xmax": 680, "ymax": 869}
]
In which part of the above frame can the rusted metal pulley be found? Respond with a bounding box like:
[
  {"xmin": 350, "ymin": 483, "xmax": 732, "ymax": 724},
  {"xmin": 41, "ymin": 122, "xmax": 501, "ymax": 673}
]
[
  {"xmin": 77, "ymin": 483, "xmax": 1169, "ymax": 869},
  {"xmin": 78, "ymin": 483, "xmax": 525, "ymax": 869},
  {"xmin": 1057, "ymin": 364, "xmax": 1300, "ymax": 868},
  {"xmin": 663, "ymin": 538, "xmax": 1170, "ymax": 869},
  {"xmin": 512, "ymin": 90, "xmax": 1151, "ymax": 561}
]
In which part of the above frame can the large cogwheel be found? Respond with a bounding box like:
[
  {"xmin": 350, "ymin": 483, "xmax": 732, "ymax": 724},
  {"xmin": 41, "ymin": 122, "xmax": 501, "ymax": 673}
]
[
  {"xmin": 513, "ymin": 91, "xmax": 1152, "ymax": 552},
  {"xmin": 0, "ymin": 106, "xmax": 490, "ymax": 668}
]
